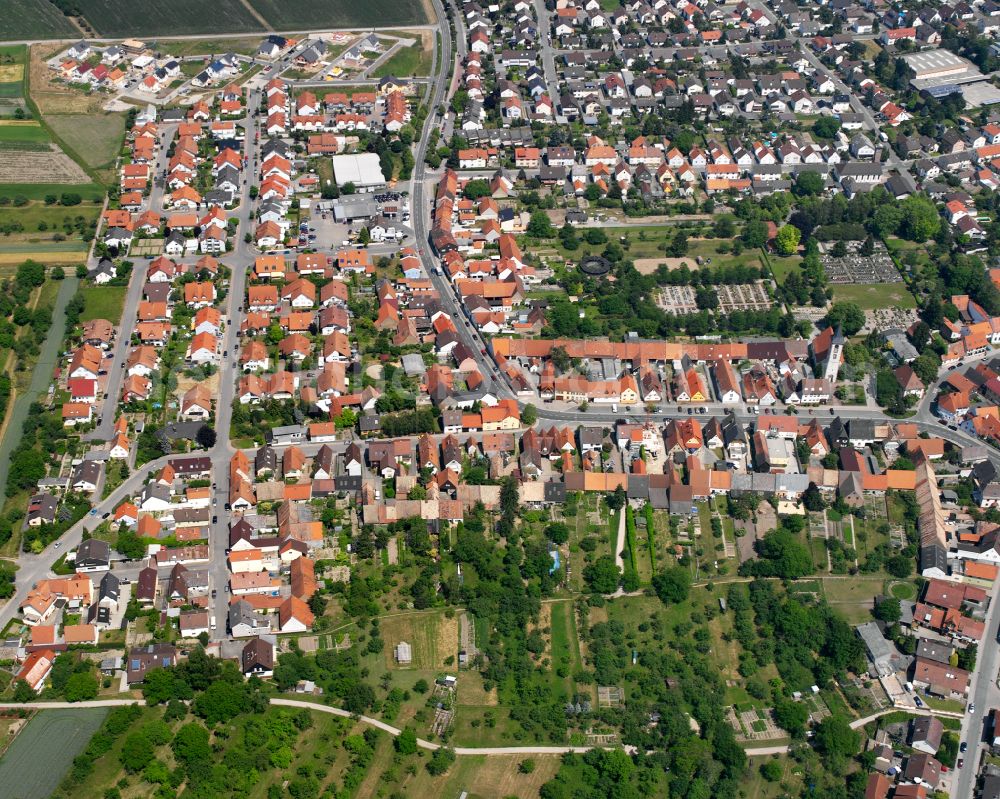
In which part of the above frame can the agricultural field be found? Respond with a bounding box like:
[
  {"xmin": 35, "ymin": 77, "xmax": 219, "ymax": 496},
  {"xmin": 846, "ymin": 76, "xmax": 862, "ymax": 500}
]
[
  {"xmin": 0, "ymin": 0, "xmax": 78, "ymax": 41},
  {"xmin": 64, "ymin": 0, "xmax": 264, "ymax": 37},
  {"xmin": 45, "ymin": 113, "xmax": 127, "ymax": 172},
  {"xmin": 0, "ymin": 46, "xmax": 27, "ymax": 120},
  {"xmin": 0, "ymin": 144, "xmax": 89, "ymax": 184},
  {"xmin": 0, "ymin": 201, "xmax": 99, "ymax": 265},
  {"xmin": 247, "ymin": 0, "xmax": 430, "ymax": 30},
  {"xmin": 0, "ymin": 708, "xmax": 108, "ymax": 799}
]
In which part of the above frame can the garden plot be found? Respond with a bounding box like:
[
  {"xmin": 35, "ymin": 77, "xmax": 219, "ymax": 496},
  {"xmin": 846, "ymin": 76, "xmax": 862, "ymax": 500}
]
[
  {"xmin": 129, "ymin": 240, "xmax": 163, "ymax": 257},
  {"xmin": 597, "ymin": 685, "xmax": 624, "ymax": 708},
  {"xmin": 864, "ymin": 495, "xmax": 887, "ymax": 520},
  {"xmin": 655, "ymin": 284, "xmax": 697, "ymax": 314},
  {"xmin": 715, "ymin": 281, "xmax": 773, "ymax": 313},
  {"xmin": 0, "ymin": 145, "xmax": 89, "ymax": 184},
  {"xmin": 727, "ymin": 705, "xmax": 783, "ymax": 741},
  {"xmin": 821, "ymin": 241, "xmax": 901, "ymax": 284}
]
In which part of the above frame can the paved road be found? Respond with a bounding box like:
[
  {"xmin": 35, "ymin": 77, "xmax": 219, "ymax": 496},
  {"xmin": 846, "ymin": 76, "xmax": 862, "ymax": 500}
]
[
  {"xmin": 271, "ymin": 698, "xmax": 630, "ymax": 754},
  {"xmin": 532, "ymin": 0, "xmax": 563, "ymax": 107},
  {"xmin": 0, "ymin": 699, "xmax": 143, "ymax": 709},
  {"xmin": 953, "ymin": 577, "xmax": 1000, "ymax": 799},
  {"xmin": 87, "ymin": 123, "xmax": 178, "ymax": 443},
  {"xmin": 0, "ymin": 453, "xmax": 173, "ymax": 631},
  {"xmin": 205, "ymin": 86, "xmax": 262, "ymax": 639},
  {"xmin": 3, "ymin": 26, "xmax": 439, "ymax": 48},
  {"xmin": 613, "ymin": 503, "xmax": 626, "ymax": 575}
]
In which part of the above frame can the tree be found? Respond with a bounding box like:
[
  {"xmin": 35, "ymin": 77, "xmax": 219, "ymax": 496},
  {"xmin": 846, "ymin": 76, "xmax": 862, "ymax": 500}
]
[
  {"xmin": 794, "ymin": 171, "xmax": 824, "ymax": 197},
  {"xmin": 520, "ymin": 758, "xmax": 536, "ymax": 774},
  {"xmin": 760, "ymin": 760, "xmax": 783, "ymax": 782},
  {"xmin": 522, "ymin": 403, "xmax": 537, "ymax": 426},
  {"xmin": 195, "ymin": 425, "xmax": 216, "ymax": 449},
  {"xmin": 652, "ymin": 565, "xmax": 691, "ymax": 604},
  {"xmin": 119, "ymin": 732, "xmax": 154, "ymax": 773},
  {"xmin": 395, "ymin": 727, "xmax": 418, "ymax": 755},
  {"xmin": 815, "ymin": 715, "xmax": 860, "ymax": 763},
  {"xmin": 413, "ymin": 678, "xmax": 429, "ymax": 694},
  {"xmin": 900, "ymin": 194, "xmax": 941, "ymax": 242},
  {"xmin": 65, "ymin": 671, "xmax": 98, "ymax": 702},
  {"xmin": 545, "ymin": 522, "xmax": 570, "ymax": 545},
  {"xmin": 803, "ymin": 483, "xmax": 825, "ymax": 512},
  {"xmin": 775, "ymin": 224, "xmax": 801, "ymax": 256},
  {"xmin": 559, "ymin": 224, "xmax": 579, "ymax": 251},
  {"xmin": 527, "ymin": 210, "xmax": 554, "ymax": 238},
  {"xmin": 812, "ymin": 116, "xmax": 841, "ymax": 139},
  {"xmin": 462, "ymin": 179, "xmax": 491, "ymax": 199},
  {"xmin": 427, "ymin": 747, "xmax": 456, "ymax": 775},
  {"xmin": 873, "ymin": 596, "xmax": 901, "ymax": 624},
  {"xmin": 583, "ymin": 555, "xmax": 621, "ymax": 594},
  {"xmin": 116, "ymin": 529, "xmax": 147, "ymax": 560},
  {"xmin": 12, "ymin": 680, "xmax": 35, "ymax": 702},
  {"xmin": 605, "ymin": 485, "xmax": 626, "ymax": 511},
  {"xmin": 773, "ymin": 699, "xmax": 809, "ymax": 737},
  {"xmin": 172, "ymin": 722, "xmax": 211, "ymax": 770},
  {"xmin": 825, "ymin": 302, "xmax": 865, "ymax": 336},
  {"xmin": 193, "ymin": 679, "xmax": 251, "ymax": 724},
  {"xmin": 747, "ymin": 529, "xmax": 814, "ymax": 579},
  {"xmin": 742, "ymin": 220, "xmax": 770, "ymax": 248},
  {"xmin": 885, "ymin": 554, "xmax": 913, "ymax": 578}
]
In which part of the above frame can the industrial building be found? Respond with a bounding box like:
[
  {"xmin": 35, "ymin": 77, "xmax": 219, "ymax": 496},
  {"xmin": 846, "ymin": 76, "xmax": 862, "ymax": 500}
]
[{"xmin": 330, "ymin": 153, "xmax": 387, "ymax": 193}]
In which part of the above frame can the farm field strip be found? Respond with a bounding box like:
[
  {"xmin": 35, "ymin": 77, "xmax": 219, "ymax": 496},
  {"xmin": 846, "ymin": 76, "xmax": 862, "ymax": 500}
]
[
  {"xmin": 0, "ymin": 0, "xmax": 78, "ymax": 41},
  {"xmin": 0, "ymin": 708, "xmax": 108, "ymax": 799},
  {"xmin": 65, "ymin": 0, "xmax": 264, "ymax": 37},
  {"xmin": 247, "ymin": 0, "xmax": 430, "ymax": 30}
]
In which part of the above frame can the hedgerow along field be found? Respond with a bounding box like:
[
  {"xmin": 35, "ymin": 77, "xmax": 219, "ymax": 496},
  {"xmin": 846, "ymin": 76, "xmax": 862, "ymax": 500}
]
[
  {"xmin": 248, "ymin": 0, "xmax": 430, "ymax": 30},
  {"xmin": 0, "ymin": 708, "xmax": 108, "ymax": 799},
  {"xmin": 61, "ymin": 0, "xmax": 265, "ymax": 37},
  {"xmin": 0, "ymin": 0, "xmax": 78, "ymax": 41}
]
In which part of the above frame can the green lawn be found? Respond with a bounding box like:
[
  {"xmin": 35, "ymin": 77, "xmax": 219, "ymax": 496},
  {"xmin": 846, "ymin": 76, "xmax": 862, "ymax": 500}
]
[
  {"xmin": 831, "ymin": 282, "xmax": 917, "ymax": 310},
  {"xmin": 79, "ymin": 285, "xmax": 126, "ymax": 323},
  {"xmin": 768, "ymin": 254, "xmax": 805, "ymax": 283},
  {"xmin": 157, "ymin": 36, "xmax": 267, "ymax": 57},
  {"xmin": 373, "ymin": 41, "xmax": 434, "ymax": 77}
]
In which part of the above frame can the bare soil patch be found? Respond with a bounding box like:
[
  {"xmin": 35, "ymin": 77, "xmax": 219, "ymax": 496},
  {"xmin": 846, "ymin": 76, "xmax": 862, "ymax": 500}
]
[
  {"xmin": 30, "ymin": 44, "xmax": 102, "ymax": 115},
  {"xmin": 634, "ymin": 256, "xmax": 698, "ymax": 274},
  {"xmin": 456, "ymin": 672, "xmax": 498, "ymax": 706}
]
